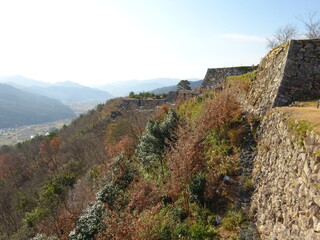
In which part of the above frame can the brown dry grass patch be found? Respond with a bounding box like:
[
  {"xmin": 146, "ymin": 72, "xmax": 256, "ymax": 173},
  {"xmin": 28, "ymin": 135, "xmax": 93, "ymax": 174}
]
[{"xmin": 280, "ymin": 102, "xmax": 320, "ymax": 132}]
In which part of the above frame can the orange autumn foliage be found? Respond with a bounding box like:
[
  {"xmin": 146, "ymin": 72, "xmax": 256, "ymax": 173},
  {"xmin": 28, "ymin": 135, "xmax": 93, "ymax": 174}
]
[
  {"xmin": 199, "ymin": 89, "xmax": 241, "ymax": 133},
  {"xmin": 105, "ymin": 136, "xmax": 135, "ymax": 158},
  {"xmin": 0, "ymin": 153, "xmax": 17, "ymax": 179},
  {"xmin": 128, "ymin": 179, "xmax": 162, "ymax": 213},
  {"xmin": 167, "ymin": 124, "xmax": 204, "ymax": 203}
]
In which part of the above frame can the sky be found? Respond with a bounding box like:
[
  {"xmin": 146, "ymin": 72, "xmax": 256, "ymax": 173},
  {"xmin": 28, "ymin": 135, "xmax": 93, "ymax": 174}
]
[{"xmin": 0, "ymin": 0, "xmax": 319, "ymax": 86}]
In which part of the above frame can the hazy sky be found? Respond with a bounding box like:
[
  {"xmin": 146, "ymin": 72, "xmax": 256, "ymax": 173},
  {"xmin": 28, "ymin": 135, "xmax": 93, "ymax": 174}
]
[{"xmin": 0, "ymin": 0, "xmax": 319, "ymax": 86}]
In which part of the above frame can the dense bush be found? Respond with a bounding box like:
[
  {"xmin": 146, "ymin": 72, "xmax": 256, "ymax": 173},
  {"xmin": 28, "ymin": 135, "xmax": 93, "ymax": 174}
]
[
  {"xmin": 69, "ymin": 201, "xmax": 104, "ymax": 240},
  {"xmin": 189, "ymin": 173, "xmax": 206, "ymax": 205},
  {"xmin": 136, "ymin": 109, "xmax": 179, "ymax": 174},
  {"xmin": 222, "ymin": 210, "xmax": 246, "ymax": 230}
]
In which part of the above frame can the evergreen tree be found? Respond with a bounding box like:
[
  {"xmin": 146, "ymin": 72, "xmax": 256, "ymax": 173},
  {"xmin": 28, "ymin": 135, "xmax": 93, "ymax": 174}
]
[
  {"xmin": 136, "ymin": 110, "xmax": 179, "ymax": 173},
  {"xmin": 177, "ymin": 80, "xmax": 191, "ymax": 91}
]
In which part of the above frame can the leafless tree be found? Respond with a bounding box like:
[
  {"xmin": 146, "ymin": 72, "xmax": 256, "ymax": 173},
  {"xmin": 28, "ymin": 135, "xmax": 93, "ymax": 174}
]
[
  {"xmin": 266, "ymin": 24, "xmax": 298, "ymax": 49},
  {"xmin": 297, "ymin": 10, "xmax": 320, "ymax": 39}
]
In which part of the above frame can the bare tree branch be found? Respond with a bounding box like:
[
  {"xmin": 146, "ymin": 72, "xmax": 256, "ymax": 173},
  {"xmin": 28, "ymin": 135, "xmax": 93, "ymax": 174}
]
[
  {"xmin": 297, "ymin": 10, "xmax": 320, "ymax": 39},
  {"xmin": 266, "ymin": 24, "xmax": 298, "ymax": 49}
]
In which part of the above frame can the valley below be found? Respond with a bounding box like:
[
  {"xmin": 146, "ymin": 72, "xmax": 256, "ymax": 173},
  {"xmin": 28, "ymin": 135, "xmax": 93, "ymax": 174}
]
[{"xmin": 0, "ymin": 119, "xmax": 72, "ymax": 146}]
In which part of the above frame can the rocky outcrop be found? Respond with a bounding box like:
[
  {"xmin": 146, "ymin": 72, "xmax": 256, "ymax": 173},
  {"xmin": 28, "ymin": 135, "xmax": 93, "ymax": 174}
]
[
  {"xmin": 201, "ymin": 66, "xmax": 257, "ymax": 90},
  {"xmin": 248, "ymin": 39, "xmax": 320, "ymax": 115},
  {"xmin": 250, "ymin": 110, "xmax": 320, "ymax": 239}
]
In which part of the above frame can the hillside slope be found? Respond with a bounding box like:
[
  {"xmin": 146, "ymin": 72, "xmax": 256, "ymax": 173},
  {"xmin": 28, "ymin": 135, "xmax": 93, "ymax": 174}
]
[
  {"xmin": 0, "ymin": 84, "xmax": 75, "ymax": 128},
  {"xmin": 1, "ymin": 39, "xmax": 320, "ymax": 240}
]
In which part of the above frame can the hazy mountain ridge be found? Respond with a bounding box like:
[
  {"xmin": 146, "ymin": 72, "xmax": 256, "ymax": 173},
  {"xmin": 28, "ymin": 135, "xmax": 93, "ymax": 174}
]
[
  {"xmin": 0, "ymin": 83, "xmax": 75, "ymax": 128},
  {"xmin": 0, "ymin": 76, "xmax": 113, "ymax": 104},
  {"xmin": 98, "ymin": 78, "xmax": 200, "ymax": 96},
  {"xmin": 0, "ymin": 75, "xmax": 52, "ymax": 88}
]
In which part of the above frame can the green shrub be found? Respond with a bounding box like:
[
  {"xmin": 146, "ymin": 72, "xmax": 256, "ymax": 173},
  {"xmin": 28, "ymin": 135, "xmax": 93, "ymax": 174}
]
[
  {"xmin": 136, "ymin": 110, "xmax": 179, "ymax": 173},
  {"xmin": 96, "ymin": 181, "xmax": 120, "ymax": 207},
  {"xmin": 24, "ymin": 173, "xmax": 76, "ymax": 227},
  {"xmin": 40, "ymin": 173, "xmax": 76, "ymax": 206},
  {"xmin": 177, "ymin": 96, "xmax": 205, "ymax": 122},
  {"xmin": 172, "ymin": 206, "xmax": 188, "ymax": 221},
  {"xmin": 158, "ymin": 222, "xmax": 173, "ymax": 240},
  {"xmin": 204, "ymin": 130, "xmax": 232, "ymax": 157},
  {"xmin": 25, "ymin": 207, "xmax": 49, "ymax": 227},
  {"xmin": 222, "ymin": 210, "xmax": 246, "ymax": 230},
  {"xmin": 69, "ymin": 201, "xmax": 104, "ymax": 240},
  {"xmin": 188, "ymin": 223, "xmax": 218, "ymax": 240},
  {"xmin": 112, "ymin": 155, "xmax": 136, "ymax": 190},
  {"xmin": 189, "ymin": 173, "xmax": 206, "ymax": 205},
  {"xmin": 174, "ymin": 223, "xmax": 189, "ymax": 238}
]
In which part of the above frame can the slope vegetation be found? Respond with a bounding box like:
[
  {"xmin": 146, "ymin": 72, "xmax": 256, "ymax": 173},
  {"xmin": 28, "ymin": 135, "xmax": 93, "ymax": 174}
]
[{"xmin": 0, "ymin": 81, "xmax": 256, "ymax": 239}]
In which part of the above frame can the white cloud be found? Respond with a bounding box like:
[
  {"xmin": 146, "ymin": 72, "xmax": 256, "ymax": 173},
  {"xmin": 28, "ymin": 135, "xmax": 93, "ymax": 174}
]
[{"xmin": 221, "ymin": 33, "xmax": 266, "ymax": 42}]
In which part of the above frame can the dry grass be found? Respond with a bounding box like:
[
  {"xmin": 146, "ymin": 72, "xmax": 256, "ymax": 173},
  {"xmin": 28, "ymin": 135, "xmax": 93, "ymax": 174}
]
[{"xmin": 280, "ymin": 101, "xmax": 320, "ymax": 132}]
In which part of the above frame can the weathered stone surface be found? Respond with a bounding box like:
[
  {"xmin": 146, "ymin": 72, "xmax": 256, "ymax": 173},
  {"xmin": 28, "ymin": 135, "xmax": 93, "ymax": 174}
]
[
  {"xmin": 250, "ymin": 110, "xmax": 320, "ymax": 239},
  {"xmin": 247, "ymin": 39, "xmax": 320, "ymax": 115},
  {"xmin": 201, "ymin": 66, "xmax": 257, "ymax": 90},
  {"xmin": 275, "ymin": 39, "xmax": 320, "ymax": 107},
  {"xmin": 119, "ymin": 90, "xmax": 198, "ymax": 110}
]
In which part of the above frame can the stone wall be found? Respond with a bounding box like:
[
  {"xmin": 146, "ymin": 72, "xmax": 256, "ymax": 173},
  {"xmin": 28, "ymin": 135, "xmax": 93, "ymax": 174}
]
[
  {"xmin": 247, "ymin": 39, "xmax": 320, "ymax": 115},
  {"xmin": 201, "ymin": 66, "xmax": 257, "ymax": 90},
  {"xmin": 250, "ymin": 110, "xmax": 320, "ymax": 239},
  {"xmin": 119, "ymin": 91, "xmax": 199, "ymax": 110},
  {"xmin": 247, "ymin": 42, "xmax": 290, "ymax": 115},
  {"xmin": 274, "ymin": 39, "xmax": 320, "ymax": 107}
]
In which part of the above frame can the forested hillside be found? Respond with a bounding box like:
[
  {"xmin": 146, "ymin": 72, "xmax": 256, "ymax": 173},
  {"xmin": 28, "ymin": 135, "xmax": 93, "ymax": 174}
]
[
  {"xmin": 0, "ymin": 84, "xmax": 75, "ymax": 128},
  {"xmin": 0, "ymin": 74, "xmax": 257, "ymax": 240}
]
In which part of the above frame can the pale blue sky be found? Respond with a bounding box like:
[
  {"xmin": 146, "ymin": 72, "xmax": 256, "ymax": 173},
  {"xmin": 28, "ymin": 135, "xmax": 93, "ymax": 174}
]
[{"xmin": 0, "ymin": 0, "xmax": 318, "ymax": 85}]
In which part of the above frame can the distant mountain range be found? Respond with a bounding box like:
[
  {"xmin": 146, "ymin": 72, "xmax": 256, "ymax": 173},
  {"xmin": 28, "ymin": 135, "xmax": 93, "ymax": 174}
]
[
  {"xmin": 151, "ymin": 80, "xmax": 203, "ymax": 94},
  {"xmin": 0, "ymin": 76, "xmax": 113, "ymax": 104},
  {"xmin": 0, "ymin": 76, "xmax": 203, "ymax": 128},
  {"xmin": 0, "ymin": 83, "xmax": 75, "ymax": 128},
  {"xmin": 98, "ymin": 78, "xmax": 200, "ymax": 96}
]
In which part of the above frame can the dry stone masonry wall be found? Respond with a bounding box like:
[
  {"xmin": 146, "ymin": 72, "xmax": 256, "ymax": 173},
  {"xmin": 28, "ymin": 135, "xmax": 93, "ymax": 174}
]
[
  {"xmin": 250, "ymin": 110, "xmax": 320, "ymax": 239},
  {"xmin": 198, "ymin": 39, "xmax": 320, "ymax": 239},
  {"xmin": 201, "ymin": 66, "xmax": 257, "ymax": 90},
  {"xmin": 247, "ymin": 39, "xmax": 320, "ymax": 115},
  {"xmin": 274, "ymin": 39, "xmax": 320, "ymax": 107},
  {"xmin": 247, "ymin": 42, "xmax": 290, "ymax": 115}
]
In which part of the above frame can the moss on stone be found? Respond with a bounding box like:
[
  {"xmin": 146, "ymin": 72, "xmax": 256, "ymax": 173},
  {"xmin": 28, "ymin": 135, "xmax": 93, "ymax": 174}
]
[
  {"xmin": 288, "ymin": 119, "xmax": 313, "ymax": 147},
  {"xmin": 226, "ymin": 71, "xmax": 257, "ymax": 84}
]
